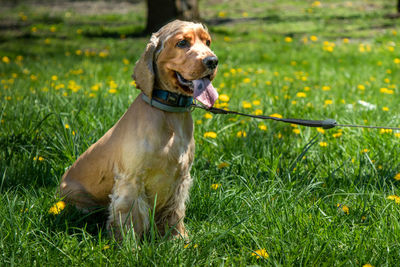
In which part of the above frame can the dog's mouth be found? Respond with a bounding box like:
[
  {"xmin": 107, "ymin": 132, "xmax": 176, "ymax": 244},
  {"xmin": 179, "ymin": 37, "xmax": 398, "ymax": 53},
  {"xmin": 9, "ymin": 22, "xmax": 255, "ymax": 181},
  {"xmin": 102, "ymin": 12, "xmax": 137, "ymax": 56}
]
[
  {"xmin": 176, "ymin": 72, "xmax": 194, "ymax": 92},
  {"xmin": 175, "ymin": 72, "xmax": 218, "ymax": 108}
]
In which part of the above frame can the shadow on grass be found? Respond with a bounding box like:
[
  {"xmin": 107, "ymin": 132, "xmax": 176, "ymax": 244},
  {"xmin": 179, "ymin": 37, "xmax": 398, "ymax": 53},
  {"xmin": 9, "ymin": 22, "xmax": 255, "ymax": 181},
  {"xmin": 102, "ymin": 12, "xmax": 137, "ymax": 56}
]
[{"xmin": 51, "ymin": 205, "xmax": 109, "ymax": 238}]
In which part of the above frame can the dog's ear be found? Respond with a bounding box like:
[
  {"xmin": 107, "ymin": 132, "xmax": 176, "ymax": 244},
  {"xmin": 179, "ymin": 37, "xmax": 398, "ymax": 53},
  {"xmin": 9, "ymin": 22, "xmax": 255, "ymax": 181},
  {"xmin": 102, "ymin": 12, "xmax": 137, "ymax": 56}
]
[{"xmin": 133, "ymin": 34, "xmax": 159, "ymax": 98}]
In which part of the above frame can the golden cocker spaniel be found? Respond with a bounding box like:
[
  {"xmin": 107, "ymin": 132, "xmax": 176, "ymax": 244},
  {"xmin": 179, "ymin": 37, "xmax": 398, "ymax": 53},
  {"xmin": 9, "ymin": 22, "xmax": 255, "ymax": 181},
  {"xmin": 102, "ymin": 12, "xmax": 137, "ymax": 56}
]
[{"xmin": 59, "ymin": 20, "xmax": 219, "ymax": 239}]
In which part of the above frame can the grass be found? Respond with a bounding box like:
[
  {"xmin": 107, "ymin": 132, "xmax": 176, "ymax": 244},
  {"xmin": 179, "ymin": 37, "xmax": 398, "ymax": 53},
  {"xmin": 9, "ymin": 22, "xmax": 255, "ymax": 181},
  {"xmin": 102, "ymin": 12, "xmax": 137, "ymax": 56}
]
[{"xmin": 1, "ymin": 0, "xmax": 400, "ymax": 265}]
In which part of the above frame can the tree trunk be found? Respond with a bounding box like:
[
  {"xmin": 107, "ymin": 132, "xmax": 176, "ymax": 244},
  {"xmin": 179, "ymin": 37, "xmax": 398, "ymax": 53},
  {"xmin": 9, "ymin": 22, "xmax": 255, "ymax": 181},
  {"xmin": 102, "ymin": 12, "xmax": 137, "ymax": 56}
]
[
  {"xmin": 145, "ymin": 0, "xmax": 200, "ymax": 34},
  {"xmin": 398, "ymin": 0, "xmax": 400, "ymax": 13}
]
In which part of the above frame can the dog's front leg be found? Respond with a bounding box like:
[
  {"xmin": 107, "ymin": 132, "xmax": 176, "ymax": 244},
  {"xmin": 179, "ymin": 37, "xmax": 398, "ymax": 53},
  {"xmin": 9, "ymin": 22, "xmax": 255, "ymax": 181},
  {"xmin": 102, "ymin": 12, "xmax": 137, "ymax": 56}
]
[
  {"xmin": 156, "ymin": 176, "xmax": 192, "ymax": 239},
  {"xmin": 107, "ymin": 178, "xmax": 150, "ymax": 240}
]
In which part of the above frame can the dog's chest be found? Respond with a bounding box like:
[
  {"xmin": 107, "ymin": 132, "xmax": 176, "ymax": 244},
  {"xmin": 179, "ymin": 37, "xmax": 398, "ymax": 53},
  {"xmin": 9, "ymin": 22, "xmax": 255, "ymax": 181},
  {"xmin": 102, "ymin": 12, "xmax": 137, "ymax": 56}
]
[{"xmin": 142, "ymin": 128, "xmax": 194, "ymax": 207}]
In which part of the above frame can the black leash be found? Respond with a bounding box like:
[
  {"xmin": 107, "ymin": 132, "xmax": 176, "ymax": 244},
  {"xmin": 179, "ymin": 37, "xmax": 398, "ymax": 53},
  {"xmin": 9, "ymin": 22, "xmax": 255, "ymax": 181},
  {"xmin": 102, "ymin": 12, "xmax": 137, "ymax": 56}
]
[{"xmin": 191, "ymin": 103, "xmax": 400, "ymax": 131}]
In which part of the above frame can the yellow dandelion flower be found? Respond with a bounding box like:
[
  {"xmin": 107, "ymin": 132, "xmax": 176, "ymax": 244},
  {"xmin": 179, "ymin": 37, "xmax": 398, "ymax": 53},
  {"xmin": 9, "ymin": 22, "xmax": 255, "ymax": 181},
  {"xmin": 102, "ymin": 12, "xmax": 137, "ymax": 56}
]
[
  {"xmin": 252, "ymin": 100, "xmax": 261, "ymax": 106},
  {"xmin": 316, "ymin": 128, "xmax": 325, "ymax": 134},
  {"xmin": 357, "ymin": 84, "xmax": 365, "ymax": 90},
  {"xmin": 204, "ymin": 131, "xmax": 217, "ymax": 138},
  {"xmin": 218, "ymin": 162, "xmax": 229, "ymax": 169},
  {"xmin": 258, "ymin": 124, "xmax": 267, "ymax": 131},
  {"xmin": 362, "ymin": 264, "xmax": 374, "ymax": 267},
  {"xmin": 31, "ymin": 26, "xmax": 37, "ymax": 33},
  {"xmin": 394, "ymin": 173, "xmax": 400, "ymax": 181},
  {"xmin": 91, "ymin": 84, "xmax": 100, "ymax": 91},
  {"xmin": 219, "ymin": 94, "xmax": 230, "ymax": 102},
  {"xmin": 310, "ymin": 35, "xmax": 318, "ymax": 41},
  {"xmin": 215, "ymin": 102, "xmax": 229, "ymax": 109},
  {"xmin": 319, "ymin": 142, "xmax": 328, "ymax": 147},
  {"xmin": 251, "ymin": 248, "xmax": 269, "ymax": 259},
  {"xmin": 343, "ymin": 38, "xmax": 349, "ymax": 43},
  {"xmin": 342, "ymin": 205, "xmax": 349, "ymax": 214},
  {"xmin": 293, "ymin": 128, "xmax": 300, "ymax": 134},
  {"xmin": 204, "ymin": 113, "xmax": 213, "ymax": 119},
  {"xmin": 102, "ymin": 245, "xmax": 110, "ymax": 250},
  {"xmin": 99, "ymin": 51, "xmax": 108, "ymax": 58},
  {"xmin": 49, "ymin": 201, "xmax": 66, "ymax": 215},
  {"xmin": 242, "ymin": 101, "xmax": 252, "ymax": 109},
  {"xmin": 109, "ymin": 80, "xmax": 117, "ymax": 89},
  {"xmin": 269, "ymin": 113, "xmax": 282, "ymax": 119},
  {"xmin": 361, "ymin": 148, "xmax": 369, "ymax": 153},
  {"xmin": 130, "ymin": 80, "xmax": 136, "ymax": 87},
  {"xmin": 123, "ymin": 58, "xmax": 130, "ymax": 65},
  {"xmin": 65, "ymin": 124, "xmax": 70, "ymax": 129},
  {"xmin": 296, "ymin": 92, "xmax": 306, "ymax": 98},
  {"xmin": 380, "ymin": 88, "xmax": 394, "ymax": 94},
  {"xmin": 394, "ymin": 58, "xmax": 400, "ymax": 64},
  {"xmin": 387, "ymin": 195, "xmax": 400, "ymax": 204},
  {"xmin": 237, "ymin": 131, "xmax": 247, "ymax": 138},
  {"xmin": 253, "ymin": 109, "xmax": 263, "ymax": 115},
  {"xmin": 108, "ymin": 88, "xmax": 117, "ymax": 94},
  {"xmin": 211, "ymin": 184, "xmax": 221, "ymax": 190},
  {"xmin": 382, "ymin": 107, "xmax": 389, "ymax": 111},
  {"xmin": 284, "ymin": 37, "xmax": 293, "ymax": 43},
  {"xmin": 76, "ymin": 29, "xmax": 83, "ymax": 34},
  {"xmin": 323, "ymin": 46, "xmax": 334, "ymax": 52},
  {"xmin": 243, "ymin": 78, "xmax": 251, "ymax": 83},
  {"xmin": 218, "ymin": 11, "xmax": 226, "ymax": 18},
  {"xmin": 332, "ymin": 132, "xmax": 342, "ymax": 138},
  {"xmin": 51, "ymin": 75, "xmax": 58, "ymax": 81},
  {"xmin": 322, "ymin": 86, "xmax": 331, "ymax": 91},
  {"xmin": 2, "ymin": 56, "xmax": 10, "ymax": 64}
]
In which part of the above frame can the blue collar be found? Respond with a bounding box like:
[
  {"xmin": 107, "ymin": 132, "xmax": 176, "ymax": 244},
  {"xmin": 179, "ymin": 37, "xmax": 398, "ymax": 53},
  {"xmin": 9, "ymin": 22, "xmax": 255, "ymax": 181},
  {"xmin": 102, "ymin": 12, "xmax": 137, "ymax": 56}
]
[{"xmin": 141, "ymin": 89, "xmax": 193, "ymax": 113}]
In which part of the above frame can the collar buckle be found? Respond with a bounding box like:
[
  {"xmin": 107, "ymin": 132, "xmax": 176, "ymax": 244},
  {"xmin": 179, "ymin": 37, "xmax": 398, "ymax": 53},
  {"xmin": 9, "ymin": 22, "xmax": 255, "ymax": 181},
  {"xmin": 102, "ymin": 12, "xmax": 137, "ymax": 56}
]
[{"xmin": 166, "ymin": 93, "xmax": 179, "ymax": 105}]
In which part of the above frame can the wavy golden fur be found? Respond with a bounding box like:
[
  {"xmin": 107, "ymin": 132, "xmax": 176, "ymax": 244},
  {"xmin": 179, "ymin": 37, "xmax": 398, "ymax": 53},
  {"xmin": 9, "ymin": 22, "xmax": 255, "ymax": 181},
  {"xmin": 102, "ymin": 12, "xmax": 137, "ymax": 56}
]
[{"xmin": 59, "ymin": 20, "xmax": 218, "ymax": 239}]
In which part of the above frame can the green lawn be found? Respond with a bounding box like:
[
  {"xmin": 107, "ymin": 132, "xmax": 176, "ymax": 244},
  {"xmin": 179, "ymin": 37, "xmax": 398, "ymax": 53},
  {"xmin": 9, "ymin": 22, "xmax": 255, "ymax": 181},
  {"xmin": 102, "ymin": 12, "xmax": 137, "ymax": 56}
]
[{"xmin": 1, "ymin": 0, "xmax": 400, "ymax": 265}]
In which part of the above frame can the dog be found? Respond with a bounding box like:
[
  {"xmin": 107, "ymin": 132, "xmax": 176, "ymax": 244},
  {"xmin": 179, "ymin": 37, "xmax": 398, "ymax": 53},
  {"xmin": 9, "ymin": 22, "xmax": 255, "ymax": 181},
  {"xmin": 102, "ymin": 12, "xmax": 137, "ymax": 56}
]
[{"xmin": 59, "ymin": 20, "xmax": 219, "ymax": 239}]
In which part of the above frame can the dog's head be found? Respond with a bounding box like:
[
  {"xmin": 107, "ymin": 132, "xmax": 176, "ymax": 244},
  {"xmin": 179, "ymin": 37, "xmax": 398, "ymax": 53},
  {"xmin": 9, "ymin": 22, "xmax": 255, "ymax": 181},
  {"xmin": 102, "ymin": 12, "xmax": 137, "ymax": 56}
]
[{"xmin": 133, "ymin": 20, "xmax": 218, "ymax": 108}]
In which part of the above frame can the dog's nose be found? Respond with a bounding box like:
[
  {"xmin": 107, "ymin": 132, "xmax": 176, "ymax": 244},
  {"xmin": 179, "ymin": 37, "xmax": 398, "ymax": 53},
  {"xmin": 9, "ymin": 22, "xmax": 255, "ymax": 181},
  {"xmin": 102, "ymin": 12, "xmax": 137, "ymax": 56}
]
[{"xmin": 202, "ymin": 56, "xmax": 218, "ymax": 70}]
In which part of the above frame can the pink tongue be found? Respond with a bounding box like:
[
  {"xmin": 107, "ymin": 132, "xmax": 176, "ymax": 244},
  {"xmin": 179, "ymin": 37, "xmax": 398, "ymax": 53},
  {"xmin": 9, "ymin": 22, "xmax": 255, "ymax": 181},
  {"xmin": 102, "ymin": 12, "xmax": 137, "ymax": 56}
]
[{"xmin": 192, "ymin": 78, "xmax": 218, "ymax": 108}]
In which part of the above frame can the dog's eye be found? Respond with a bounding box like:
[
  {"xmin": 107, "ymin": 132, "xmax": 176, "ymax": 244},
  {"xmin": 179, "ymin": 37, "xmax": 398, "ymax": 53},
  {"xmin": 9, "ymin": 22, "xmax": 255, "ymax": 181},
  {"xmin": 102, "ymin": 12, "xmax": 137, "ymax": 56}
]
[
  {"xmin": 177, "ymin": 39, "xmax": 189, "ymax": 48},
  {"xmin": 206, "ymin": 40, "xmax": 211, "ymax": 46}
]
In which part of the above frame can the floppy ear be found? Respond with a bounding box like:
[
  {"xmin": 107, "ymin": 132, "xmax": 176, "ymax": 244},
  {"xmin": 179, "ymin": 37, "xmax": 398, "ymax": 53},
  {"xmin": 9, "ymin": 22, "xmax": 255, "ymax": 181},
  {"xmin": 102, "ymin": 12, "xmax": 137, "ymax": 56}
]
[{"xmin": 133, "ymin": 34, "xmax": 159, "ymax": 98}]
